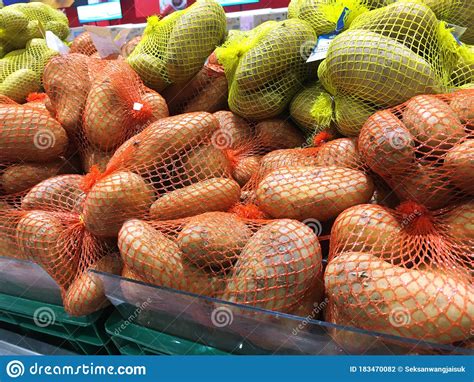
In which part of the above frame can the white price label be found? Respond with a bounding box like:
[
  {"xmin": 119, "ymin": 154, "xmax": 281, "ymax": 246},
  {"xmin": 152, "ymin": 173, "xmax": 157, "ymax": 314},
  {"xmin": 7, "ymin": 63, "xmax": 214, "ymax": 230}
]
[
  {"xmin": 45, "ymin": 31, "xmax": 70, "ymax": 55},
  {"xmin": 306, "ymin": 36, "xmax": 335, "ymax": 63}
]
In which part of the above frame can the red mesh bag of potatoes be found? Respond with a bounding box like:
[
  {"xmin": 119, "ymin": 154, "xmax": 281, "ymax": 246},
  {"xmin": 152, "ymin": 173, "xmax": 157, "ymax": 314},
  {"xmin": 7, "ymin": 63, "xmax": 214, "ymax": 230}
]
[
  {"xmin": 69, "ymin": 32, "xmax": 98, "ymax": 57},
  {"xmin": 359, "ymin": 89, "xmax": 473, "ymax": 210},
  {"xmin": 0, "ymin": 102, "xmax": 82, "ymax": 196},
  {"xmin": 163, "ymin": 56, "xmax": 228, "ymax": 115},
  {"xmin": 0, "ymin": 174, "xmax": 123, "ymax": 316},
  {"xmin": 118, "ymin": 212, "xmax": 324, "ymax": 314},
  {"xmin": 240, "ymin": 134, "xmax": 375, "ymax": 223},
  {"xmin": 326, "ymin": 200, "xmax": 473, "ymax": 349}
]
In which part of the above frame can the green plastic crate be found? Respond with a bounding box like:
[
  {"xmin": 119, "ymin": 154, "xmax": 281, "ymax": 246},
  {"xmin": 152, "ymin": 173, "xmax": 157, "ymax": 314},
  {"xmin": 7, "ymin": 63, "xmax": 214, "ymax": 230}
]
[
  {"xmin": 0, "ymin": 292, "xmax": 116, "ymax": 355},
  {"xmin": 106, "ymin": 311, "xmax": 229, "ymax": 355}
]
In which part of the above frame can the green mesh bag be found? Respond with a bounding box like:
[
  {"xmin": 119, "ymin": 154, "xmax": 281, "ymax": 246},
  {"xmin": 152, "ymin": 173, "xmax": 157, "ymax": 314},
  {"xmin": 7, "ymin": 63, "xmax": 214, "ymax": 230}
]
[
  {"xmin": 333, "ymin": 94, "xmax": 378, "ymax": 136},
  {"xmin": 0, "ymin": 2, "xmax": 69, "ymax": 54},
  {"xmin": 420, "ymin": 0, "xmax": 474, "ymax": 44},
  {"xmin": 0, "ymin": 38, "xmax": 57, "ymax": 102},
  {"xmin": 289, "ymin": 81, "xmax": 333, "ymax": 135},
  {"xmin": 319, "ymin": 1, "xmax": 449, "ymax": 109},
  {"xmin": 288, "ymin": 0, "xmax": 369, "ymax": 36},
  {"xmin": 450, "ymin": 44, "xmax": 474, "ymax": 87},
  {"xmin": 216, "ymin": 19, "xmax": 316, "ymax": 120},
  {"xmin": 128, "ymin": 0, "xmax": 227, "ymax": 91}
]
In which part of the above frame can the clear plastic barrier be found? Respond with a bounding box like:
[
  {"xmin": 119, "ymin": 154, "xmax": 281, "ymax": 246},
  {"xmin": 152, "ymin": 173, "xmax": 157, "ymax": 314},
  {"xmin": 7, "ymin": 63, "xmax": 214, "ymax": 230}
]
[
  {"xmin": 95, "ymin": 272, "xmax": 471, "ymax": 355},
  {"xmin": 0, "ymin": 256, "xmax": 62, "ymax": 305}
]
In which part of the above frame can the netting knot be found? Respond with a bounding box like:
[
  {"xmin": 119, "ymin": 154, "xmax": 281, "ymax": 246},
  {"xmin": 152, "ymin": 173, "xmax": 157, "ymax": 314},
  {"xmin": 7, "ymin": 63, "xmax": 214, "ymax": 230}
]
[
  {"xmin": 396, "ymin": 201, "xmax": 434, "ymax": 235},
  {"xmin": 230, "ymin": 203, "xmax": 266, "ymax": 220},
  {"xmin": 313, "ymin": 131, "xmax": 334, "ymax": 147}
]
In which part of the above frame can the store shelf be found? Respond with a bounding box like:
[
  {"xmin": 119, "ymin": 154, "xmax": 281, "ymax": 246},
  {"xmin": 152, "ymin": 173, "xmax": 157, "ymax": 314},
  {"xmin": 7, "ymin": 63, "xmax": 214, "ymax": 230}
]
[{"xmin": 96, "ymin": 272, "xmax": 472, "ymax": 356}]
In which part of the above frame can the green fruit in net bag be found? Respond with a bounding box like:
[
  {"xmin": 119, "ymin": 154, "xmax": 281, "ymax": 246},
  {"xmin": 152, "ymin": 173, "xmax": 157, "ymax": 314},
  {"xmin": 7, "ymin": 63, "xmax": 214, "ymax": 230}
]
[
  {"xmin": 319, "ymin": 29, "xmax": 445, "ymax": 106},
  {"xmin": 0, "ymin": 68, "xmax": 39, "ymax": 102},
  {"xmin": 128, "ymin": 53, "xmax": 169, "ymax": 92},
  {"xmin": 166, "ymin": 0, "xmax": 227, "ymax": 84},
  {"xmin": 0, "ymin": 8, "xmax": 28, "ymax": 32},
  {"xmin": 334, "ymin": 94, "xmax": 379, "ymax": 136}
]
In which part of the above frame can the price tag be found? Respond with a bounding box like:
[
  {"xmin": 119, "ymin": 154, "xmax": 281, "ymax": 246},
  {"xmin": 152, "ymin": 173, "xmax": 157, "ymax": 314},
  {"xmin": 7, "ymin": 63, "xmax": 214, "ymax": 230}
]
[
  {"xmin": 45, "ymin": 31, "xmax": 70, "ymax": 55},
  {"xmin": 84, "ymin": 25, "xmax": 122, "ymax": 58},
  {"xmin": 306, "ymin": 7, "xmax": 350, "ymax": 63},
  {"xmin": 447, "ymin": 23, "xmax": 467, "ymax": 45}
]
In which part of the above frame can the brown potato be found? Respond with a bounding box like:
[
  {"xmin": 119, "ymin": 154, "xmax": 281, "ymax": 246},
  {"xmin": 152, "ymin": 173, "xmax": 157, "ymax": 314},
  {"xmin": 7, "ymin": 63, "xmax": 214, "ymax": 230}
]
[
  {"xmin": 21, "ymin": 174, "xmax": 85, "ymax": 213},
  {"xmin": 143, "ymin": 89, "xmax": 169, "ymax": 120},
  {"xmin": 83, "ymin": 171, "xmax": 155, "ymax": 237},
  {"xmin": 81, "ymin": 147, "xmax": 112, "ymax": 173},
  {"xmin": 213, "ymin": 111, "xmax": 253, "ymax": 149},
  {"xmin": 64, "ymin": 254, "xmax": 123, "ymax": 316},
  {"xmin": 444, "ymin": 140, "xmax": 474, "ymax": 195},
  {"xmin": 449, "ymin": 91, "xmax": 474, "ymax": 124},
  {"xmin": 255, "ymin": 119, "xmax": 305, "ymax": 150},
  {"xmin": 181, "ymin": 145, "xmax": 232, "ymax": 183},
  {"xmin": 403, "ymin": 95, "xmax": 465, "ymax": 153},
  {"xmin": 177, "ymin": 212, "xmax": 252, "ymax": 269},
  {"xmin": 150, "ymin": 178, "xmax": 240, "ymax": 220},
  {"xmin": 232, "ymin": 155, "xmax": 262, "ymax": 186},
  {"xmin": 256, "ymin": 166, "xmax": 374, "ymax": 221},
  {"xmin": 316, "ymin": 138, "xmax": 363, "ymax": 170},
  {"xmin": 325, "ymin": 252, "xmax": 473, "ymax": 344},
  {"xmin": 224, "ymin": 219, "xmax": 322, "ymax": 312},
  {"xmin": 443, "ymin": 201, "xmax": 474, "ymax": 245},
  {"xmin": 118, "ymin": 219, "xmax": 185, "ymax": 289}
]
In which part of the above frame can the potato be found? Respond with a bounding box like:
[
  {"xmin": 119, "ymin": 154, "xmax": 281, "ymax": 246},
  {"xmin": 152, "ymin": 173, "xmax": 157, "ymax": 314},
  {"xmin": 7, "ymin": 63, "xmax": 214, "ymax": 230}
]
[
  {"xmin": 182, "ymin": 75, "xmax": 228, "ymax": 114},
  {"xmin": 316, "ymin": 138, "xmax": 363, "ymax": 170},
  {"xmin": 232, "ymin": 155, "xmax": 261, "ymax": 186},
  {"xmin": 257, "ymin": 166, "xmax": 374, "ymax": 221},
  {"xmin": 0, "ymin": 160, "xmax": 67, "ymax": 195},
  {"xmin": 181, "ymin": 263, "xmax": 226, "ymax": 297},
  {"xmin": 16, "ymin": 211, "xmax": 76, "ymax": 287},
  {"xmin": 0, "ymin": 105, "xmax": 68, "ymax": 163},
  {"xmin": 177, "ymin": 212, "xmax": 252, "ymax": 269},
  {"xmin": 394, "ymin": 164, "xmax": 455, "ymax": 210},
  {"xmin": 255, "ymin": 118, "xmax": 305, "ymax": 150},
  {"xmin": 64, "ymin": 254, "xmax": 123, "ymax": 316},
  {"xmin": 224, "ymin": 219, "xmax": 322, "ymax": 311},
  {"xmin": 0, "ymin": 210, "xmax": 23, "ymax": 259},
  {"xmin": 43, "ymin": 54, "xmax": 92, "ymax": 135},
  {"xmin": 258, "ymin": 149, "xmax": 318, "ymax": 178},
  {"xmin": 213, "ymin": 111, "xmax": 253, "ymax": 149},
  {"xmin": 150, "ymin": 177, "xmax": 240, "ymax": 220},
  {"xmin": 325, "ymin": 252, "xmax": 473, "ymax": 344},
  {"xmin": 21, "ymin": 174, "xmax": 85, "ymax": 213},
  {"xmin": 444, "ymin": 201, "xmax": 474, "ymax": 245},
  {"xmin": 330, "ymin": 204, "xmax": 401, "ymax": 258},
  {"xmin": 83, "ymin": 171, "xmax": 155, "ymax": 237},
  {"xmin": 118, "ymin": 219, "xmax": 185, "ymax": 289},
  {"xmin": 181, "ymin": 145, "xmax": 232, "ymax": 183},
  {"xmin": 358, "ymin": 110, "xmax": 415, "ymax": 176},
  {"xmin": 403, "ymin": 95, "xmax": 465, "ymax": 153},
  {"xmin": 444, "ymin": 140, "xmax": 474, "ymax": 194},
  {"xmin": 0, "ymin": 69, "xmax": 40, "ymax": 103},
  {"xmin": 110, "ymin": 112, "xmax": 219, "ymax": 172},
  {"xmin": 143, "ymin": 90, "xmax": 169, "ymax": 120},
  {"xmin": 450, "ymin": 91, "xmax": 474, "ymax": 124},
  {"xmin": 81, "ymin": 147, "xmax": 112, "ymax": 173}
]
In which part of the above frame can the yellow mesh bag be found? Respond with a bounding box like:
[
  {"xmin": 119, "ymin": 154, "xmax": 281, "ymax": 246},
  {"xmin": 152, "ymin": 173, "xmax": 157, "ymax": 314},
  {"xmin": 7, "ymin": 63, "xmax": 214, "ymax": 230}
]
[
  {"xmin": 217, "ymin": 19, "xmax": 316, "ymax": 120},
  {"xmin": 334, "ymin": 94, "xmax": 378, "ymax": 136},
  {"xmin": 128, "ymin": 0, "xmax": 227, "ymax": 92},
  {"xmin": 288, "ymin": 0, "xmax": 369, "ymax": 36},
  {"xmin": 0, "ymin": 38, "xmax": 57, "ymax": 102},
  {"xmin": 289, "ymin": 82, "xmax": 334, "ymax": 135},
  {"xmin": 319, "ymin": 1, "xmax": 449, "ymax": 110}
]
